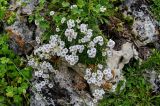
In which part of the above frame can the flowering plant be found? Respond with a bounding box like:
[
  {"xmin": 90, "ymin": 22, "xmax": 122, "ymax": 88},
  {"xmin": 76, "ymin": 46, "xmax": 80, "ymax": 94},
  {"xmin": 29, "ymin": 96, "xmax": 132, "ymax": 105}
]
[
  {"xmin": 27, "ymin": 0, "xmax": 117, "ymax": 104},
  {"xmin": 34, "ymin": 17, "xmax": 109, "ymax": 65}
]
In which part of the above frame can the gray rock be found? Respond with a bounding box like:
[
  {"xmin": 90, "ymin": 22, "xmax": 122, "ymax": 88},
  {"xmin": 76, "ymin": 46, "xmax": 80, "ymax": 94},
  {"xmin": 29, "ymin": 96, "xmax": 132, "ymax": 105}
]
[{"xmin": 122, "ymin": 0, "xmax": 159, "ymax": 47}]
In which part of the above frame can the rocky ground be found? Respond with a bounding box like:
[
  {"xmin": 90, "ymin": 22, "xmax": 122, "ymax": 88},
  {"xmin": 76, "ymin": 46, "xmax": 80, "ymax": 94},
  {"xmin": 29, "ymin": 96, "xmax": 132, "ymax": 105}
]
[{"xmin": 1, "ymin": 0, "xmax": 160, "ymax": 106}]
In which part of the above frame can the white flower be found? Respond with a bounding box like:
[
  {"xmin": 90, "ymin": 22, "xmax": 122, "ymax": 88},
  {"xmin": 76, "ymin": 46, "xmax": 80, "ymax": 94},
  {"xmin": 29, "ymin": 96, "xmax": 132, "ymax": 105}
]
[
  {"xmin": 42, "ymin": 74, "xmax": 49, "ymax": 78},
  {"xmin": 87, "ymin": 79, "xmax": 92, "ymax": 84},
  {"xmin": 48, "ymin": 83, "xmax": 53, "ymax": 88},
  {"xmin": 98, "ymin": 64, "xmax": 103, "ymax": 69},
  {"xmin": 111, "ymin": 84, "xmax": 117, "ymax": 92},
  {"xmin": 93, "ymin": 99, "xmax": 98, "ymax": 103},
  {"xmin": 34, "ymin": 71, "xmax": 39, "ymax": 76},
  {"xmin": 105, "ymin": 73, "xmax": 113, "ymax": 80},
  {"xmin": 80, "ymin": 24, "xmax": 88, "ymax": 33},
  {"xmin": 91, "ymin": 77, "xmax": 96, "ymax": 83},
  {"xmin": 107, "ymin": 50, "xmax": 113, "ymax": 57},
  {"xmin": 93, "ymin": 37, "xmax": 99, "ymax": 43},
  {"xmin": 98, "ymin": 41, "xmax": 104, "ymax": 46},
  {"xmin": 35, "ymin": 94, "xmax": 42, "ymax": 100},
  {"xmin": 86, "ymin": 68, "xmax": 91, "ymax": 76},
  {"xmin": 92, "ymin": 72, "xmax": 97, "ymax": 77},
  {"xmin": 93, "ymin": 89, "xmax": 105, "ymax": 102},
  {"xmin": 103, "ymin": 68, "xmax": 113, "ymax": 80},
  {"xmin": 100, "ymin": 6, "xmax": 106, "ymax": 12},
  {"xmin": 36, "ymin": 36, "xmax": 41, "ymax": 44},
  {"xmin": 97, "ymin": 70, "xmax": 103, "ymax": 75},
  {"xmin": 103, "ymin": 68, "xmax": 112, "ymax": 75},
  {"xmin": 102, "ymin": 51, "xmax": 107, "ymax": 56},
  {"xmin": 87, "ymin": 48, "xmax": 97, "ymax": 58},
  {"xmin": 28, "ymin": 59, "xmax": 36, "ymax": 67},
  {"xmin": 41, "ymin": 81, "xmax": 46, "ymax": 86},
  {"xmin": 88, "ymin": 41, "xmax": 95, "ymax": 48},
  {"xmin": 97, "ymin": 75, "xmax": 103, "ymax": 81},
  {"xmin": 84, "ymin": 75, "xmax": 89, "ymax": 80},
  {"xmin": 65, "ymin": 55, "xmax": 79, "ymax": 65},
  {"xmin": 76, "ymin": 19, "xmax": 81, "ymax": 23},
  {"xmin": 35, "ymin": 20, "xmax": 39, "ymax": 26},
  {"xmin": 67, "ymin": 19, "xmax": 75, "ymax": 28},
  {"xmin": 61, "ymin": 17, "xmax": 66, "ymax": 24},
  {"xmin": 49, "ymin": 11, "xmax": 55, "ymax": 16},
  {"xmin": 56, "ymin": 27, "xmax": 60, "ymax": 32},
  {"xmin": 93, "ymin": 36, "xmax": 104, "ymax": 46},
  {"xmin": 65, "ymin": 28, "xmax": 77, "ymax": 41},
  {"xmin": 107, "ymin": 39, "xmax": 115, "ymax": 49},
  {"xmin": 86, "ymin": 29, "xmax": 93, "ymax": 37},
  {"xmin": 70, "ymin": 5, "xmax": 77, "ymax": 9}
]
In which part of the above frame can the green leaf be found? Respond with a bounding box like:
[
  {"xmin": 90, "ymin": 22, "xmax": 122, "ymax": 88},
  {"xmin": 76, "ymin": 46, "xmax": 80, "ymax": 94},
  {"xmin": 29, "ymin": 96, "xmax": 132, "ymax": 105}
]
[
  {"xmin": 14, "ymin": 95, "xmax": 22, "ymax": 103},
  {"xmin": 18, "ymin": 87, "xmax": 26, "ymax": 94},
  {"xmin": 39, "ymin": 20, "xmax": 49, "ymax": 30},
  {"xmin": 77, "ymin": 0, "xmax": 85, "ymax": 8},
  {"xmin": 0, "ymin": 96, "xmax": 5, "ymax": 102},
  {"xmin": 21, "ymin": 67, "xmax": 32, "ymax": 79},
  {"xmin": 6, "ymin": 86, "xmax": 14, "ymax": 93},
  {"xmin": 17, "ymin": 77, "xmax": 22, "ymax": 83},
  {"xmin": 0, "ymin": 8, "xmax": 5, "ymax": 20},
  {"xmin": 6, "ymin": 92, "xmax": 14, "ymax": 97},
  {"xmin": 0, "ymin": 57, "xmax": 10, "ymax": 64},
  {"xmin": 62, "ymin": 2, "xmax": 70, "ymax": 7}
]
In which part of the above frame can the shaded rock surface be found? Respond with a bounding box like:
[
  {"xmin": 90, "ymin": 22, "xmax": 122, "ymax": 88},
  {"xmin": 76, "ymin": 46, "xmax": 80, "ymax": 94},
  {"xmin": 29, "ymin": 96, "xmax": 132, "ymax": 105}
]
[{"xmin": 122, "ymin": 0, "xmax": 159, "ymax": 47}]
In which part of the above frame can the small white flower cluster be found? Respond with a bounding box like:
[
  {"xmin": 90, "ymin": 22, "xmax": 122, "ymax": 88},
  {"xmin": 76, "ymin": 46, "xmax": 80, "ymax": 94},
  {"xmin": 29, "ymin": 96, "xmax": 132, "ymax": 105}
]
[
  {"xmin": 84, "ymin": 66, "xmax": 113, "ymax": 87},
  {"xmin": 69, "ymin": 45, "xmax": 84, "ymax": 54},
  {"xmin": 100, "ymin": 6, "xmax": 106, "ymax": 12},
  {"xmin": 80, "ymin": 30, "xmax": 93, "ymax": 43},
  {"xmin": 84, "ymin": 65, "xmax": 113, "ymax": 102},
  {"xmin": 34, "ymin": 35, "xmax": 67, "ymax": 59},
  {"xmin": 77, "ymin": 23, "xmax": 104, "ymax": 58},
  {"xmin": 36, "ymin": 36, "xmax": 41, "ymax": 44},
  {"xmin": 28, "ymin": 58, "xmax": 38, "ymax": 68},
  {"xmin": 93, "ymin": 36, "xmax": 104, "ymax": 46},
  {"xmin": 34, "ymin": 18, "xmax": 105, "ymax": 65},
  {"xmin": 101, "ymin": 39, "xmax": 115, "ymax": 57},
  {"xmin": 67, "ymin": 19, "xmax": 75, "ymax": 28},
  {"xmin": 79, "ymin": 24, "xmax": 88, "ymax": 34},
  {"xmin": 65, "ymin": 28, "xmax": 77, "ymax": 42},
  {"xmin": 106, "ymin": 39, "xmax": 115, "ymax": 57},
  {"xmin": 87, "ymin": 48, "xmax": 97, "ymax": 58},
  {"xmin": 103, "ymin": 68, "xmax": 113, "ymax": 80},
  {"xmin": 28, "ymin": 60, "xmax": 56, "ymax": 91},
  {"xmin": 65, "ymin": 55, "xmax": 79, "ymax": 66},
  {"xmin": 61, "ymin": 17, "xmax": 66, "ymax": 24},
  {"xmin": 93, "ymin": 89, "xmax": 105, "ymax": 103}
]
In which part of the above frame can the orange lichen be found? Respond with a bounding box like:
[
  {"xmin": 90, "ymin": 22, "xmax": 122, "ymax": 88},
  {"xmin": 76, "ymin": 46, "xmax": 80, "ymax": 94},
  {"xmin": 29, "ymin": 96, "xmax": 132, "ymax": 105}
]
[
  {"xmin": 101, "ymin": 82, "xmax": 113, "ymax": 91},
  {"xmin": 6, "ymin": 27, "xmax": 25, "ymax": 48},
  {"xmin": 73, "ymin": 75, "xmax": 87, "ymax": 91}
]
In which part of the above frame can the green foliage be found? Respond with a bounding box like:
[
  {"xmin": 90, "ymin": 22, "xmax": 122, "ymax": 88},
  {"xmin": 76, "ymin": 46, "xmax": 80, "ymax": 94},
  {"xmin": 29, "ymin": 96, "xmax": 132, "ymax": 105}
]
[
  {"xmin": 141, "ymin": 49, "xmax": 160, "ymax": 72},
  {"xmin": 151, "ymin": 0, "xmax": 160, "ymax": 21},
  {"xmin": 27, "ymin": 0, "xmax": 116, "ymax": 65},
  {"xmin": 99, "ymin": 50, "xmax": 160, "ymax": 106},
  {"xmin": 29, "ymin": 0, "xmax": 115, "ymax": 39},
  {"xmin": 0, "ymin": 34, "xmax": 32, "ymax": 105},
  {"xmin": 0, "ymin": 0, "xmax": 8, "ymax": 20},
  {"xmin": 0, "ymin": 0, "xmax": 16, "ymax": 25}
]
